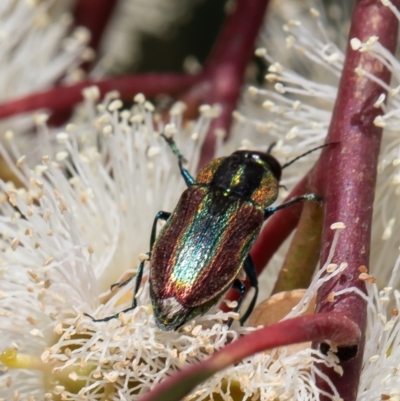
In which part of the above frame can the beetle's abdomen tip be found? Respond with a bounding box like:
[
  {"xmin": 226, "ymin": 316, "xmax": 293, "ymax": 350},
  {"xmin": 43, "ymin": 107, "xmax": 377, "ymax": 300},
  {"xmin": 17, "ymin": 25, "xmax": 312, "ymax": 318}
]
[
  {"xmin": 160, "ymin": 297, "xmax": 185, "ymax": 318},
  {"xmin": 153, "ymin": 296, "xmax": 188, "ymax": 331}
]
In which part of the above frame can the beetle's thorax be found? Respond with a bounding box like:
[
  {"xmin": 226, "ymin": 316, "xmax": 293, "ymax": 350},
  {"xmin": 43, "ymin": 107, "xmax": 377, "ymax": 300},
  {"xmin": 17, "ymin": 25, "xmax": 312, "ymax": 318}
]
[{"xmin": 195, "ymin": 151, "xmax": 279, "ymax": 209}]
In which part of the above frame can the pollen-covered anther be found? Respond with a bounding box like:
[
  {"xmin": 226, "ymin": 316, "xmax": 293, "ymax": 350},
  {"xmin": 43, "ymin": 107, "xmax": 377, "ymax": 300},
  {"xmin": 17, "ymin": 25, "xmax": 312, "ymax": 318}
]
[
  {"xmin": 254, "ymin": 47, "xmax": 267, "ymax": 57},
  {"xmin": 285, "ymin": 35, "xmax": 295, "ymax": 48},
  {"xmin": 374, "ymin": 93, "xmax": 386, "ymax": 108},
  {"xmin": 232, "ymin": 111, "xmax": 247, "ymax": 124},
  {"xmin": 33, "ymin": 113, "xmax": 49, "ymax": 125},
  {"xmin": 309, "ymin": 7, "xmax": 320, "ymax": 17},
  {"xmin": 227, "ymin": 312, "xmax": 240, "ymax": 320},
  {"xmin": 102, "ymin": 125, "xmax": 113, "ymax": 136},
  {"xmin": 134, "ymin": 93, "xmax": 146, "ymax": 103},
  {"xmin": 4, "ymin": 129, "xmax": 14, "ymax": 141},
  {"xmin": 382, "ymin": 218, "xmax": 395, "ymax": 240},
  {"xmin": 268, "ymin": 62, "xmax": 283, "ymax": 74},
  {"xmin": 82, "ymin": 86, "xmax": 100, "ymax": 101},
  {"xmin": 169, "ymin": 101, "xmax": 187, "ymax": 116},
  {"xmin": 274, "ymin": 83, "xmax": 285, "ymax": 94},
  {"xmin": 11, "ymin": 238, "xmax": 19, "ymax": 251},
  {"xmin": 139, "ymin": 253, "xmax": 149, "ymax": 261},
  {"xmin": 330, "ymin": 222, "xmax": 346, "ymax": 230},
  {"xmin": 226, "ymin": 300, "xmax": 238, "ymax": 309},
  {"xmin": 286, "ymin": 127, "xmax": 298, "ymax": 140},
  {"xmin": 130, "ymin": 114, "xmax": 144, "ymax": 124},
  {"xmin": 262, "ymin": 100, "xmax": 275, "ymax": 111},
  {"xmin": 326, "ymin": 292, "xmax": 335, "ymax": 302},
  {"xmin": 144, "ymin": 101, "xmax": 155, "ymax": 112},
  {"xmin": 326, "ymin": 264, "xmax": 338, "ymax": 273},
  {"xmin": 358, "ymin": 265, "xmax": 368, "ymax": 273},
  {"xmin": 209, "ymin": 103, "xmax": 222, "ymax": 118},
  {"xmin": 16, "ymin": 155, "xmax": 26, "ymax": 167},
  {"xmin": 248, "ymin": 86, "xmax": 259, "ymax": 96},
  {"xmin": 350, "ymin": 38, "xmax": 362, "ymax": 50},
  {"xmin": 374, "ymin": 115, "xmax": 386, "ymax": 127},
  {"xmin": 265, "ymin": 73, "xmax": 278, "ymax": 82},
  {"xmin": 147, "ymin": 146, "xmax": 161, "ymax": 158},
  {"xmin": 355, "ymin": 67, "xmax": 365, "ymax": 76},
  {"xmin": 359, "ymin": 272, "xmax": 377, "ymax": 284},
  {"xmin": 164, "ymin": 123, "xmax": 177, "ymax": 138},
  {"xmin": 30, "ymin": 328, "xmax": 44, "ymax": 338}
]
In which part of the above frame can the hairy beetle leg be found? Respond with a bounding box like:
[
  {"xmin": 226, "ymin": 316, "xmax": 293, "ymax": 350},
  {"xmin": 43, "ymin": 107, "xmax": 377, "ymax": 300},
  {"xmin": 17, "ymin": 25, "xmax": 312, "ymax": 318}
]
[{"xmin": 264, "ymin": 193, "xmax": 321, "ymax": 219}]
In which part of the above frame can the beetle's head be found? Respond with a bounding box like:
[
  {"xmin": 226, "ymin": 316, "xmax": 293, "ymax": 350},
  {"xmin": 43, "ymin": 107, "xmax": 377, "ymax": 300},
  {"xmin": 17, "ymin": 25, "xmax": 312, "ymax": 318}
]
[{"xmin": 232, "ymin": 150, "xmax": 282, "ymax": 181}]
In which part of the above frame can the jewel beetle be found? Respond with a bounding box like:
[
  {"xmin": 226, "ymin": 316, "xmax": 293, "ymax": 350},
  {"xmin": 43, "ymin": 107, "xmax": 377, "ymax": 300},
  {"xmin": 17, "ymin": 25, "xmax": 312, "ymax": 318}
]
[{"xmin": 88, "ymin": 135, "xmax": 328, "ymax": 330}]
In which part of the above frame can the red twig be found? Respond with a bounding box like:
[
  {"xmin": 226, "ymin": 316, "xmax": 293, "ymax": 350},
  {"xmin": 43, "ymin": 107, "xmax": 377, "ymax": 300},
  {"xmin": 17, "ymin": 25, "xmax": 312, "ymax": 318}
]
[
  {"xmin": 309, "ymin": 1, "xmax": 400, "ymax": 399},
  {"xmin": 0, "ymin": 74, "xmax": 201, "ymax": 117},
  {"xmin": 73, "ymin": 0, "xmax": 119, "ymax": 56},
  {"xmin": 138, "ymin": 314, "xmax": 360, "ymax": 401},
  {"xmin": 240, "ymin": 2, "xmax": 399, "ymax": 399},
  {"xmin": 199, "ymin": 0, "xmax": 272, "ymax": 165}
]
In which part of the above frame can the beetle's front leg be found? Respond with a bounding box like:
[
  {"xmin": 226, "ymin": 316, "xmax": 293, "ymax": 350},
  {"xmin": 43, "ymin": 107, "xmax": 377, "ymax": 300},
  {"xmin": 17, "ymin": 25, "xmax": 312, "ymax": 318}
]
[
  {"xmin": 85, "ymin": 211, "xmax": 172, "ymax": 323},
  {"xmin": 84, "ymin": 254, "xmax": 148, "ymax": 322},
  {"xmin": 264, "ymin": 194, "xmax": 321, "ymax": 220},
  {"xmin": 161, "ymin": 133, "xmax": 195, "ymax": 187},
  {"xmin": 239, "ymin": 255, "xmax": 259, "ymax": 325}
]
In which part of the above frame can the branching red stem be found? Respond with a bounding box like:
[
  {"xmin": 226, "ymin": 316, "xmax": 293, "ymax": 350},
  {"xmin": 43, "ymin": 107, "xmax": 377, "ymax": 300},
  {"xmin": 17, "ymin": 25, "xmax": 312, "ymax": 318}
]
[
  {"xmin": 198, "ymin": 0, "xmax": 271, "ymax": 165},
  {"xmin": 242, "ymin": 2, "xmax": 399, "ymax": 399},
  {"xmin": 308, "ymin": 1, "xmax": 400, "ymax": 399},
  {"xmin": 138, "ymin": 314, "xmax": 360, "ymax": 401},
  {"xmin": 0, "ymin": 74, "xmax": 201, "ymax": 118}
]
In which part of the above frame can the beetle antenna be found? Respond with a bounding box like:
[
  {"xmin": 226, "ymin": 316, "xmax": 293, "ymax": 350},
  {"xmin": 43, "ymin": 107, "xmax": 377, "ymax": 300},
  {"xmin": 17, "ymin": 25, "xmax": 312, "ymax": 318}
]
[
  {"xmin": 161, "ymin": 133, "xmax": 188, "ymax": 163},
  {"xmin": 281, "ymin": 142, "xmax": 339, "ymax": 170},
  {"xmin": 266, "ymin": 142, "xmax": 277, "ymax": 154}
]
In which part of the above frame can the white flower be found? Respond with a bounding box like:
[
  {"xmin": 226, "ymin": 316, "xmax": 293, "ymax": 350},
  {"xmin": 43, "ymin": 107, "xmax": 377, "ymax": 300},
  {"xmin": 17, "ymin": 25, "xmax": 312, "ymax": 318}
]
[
  {"xmin": 0, "ymin": 0, "xmax": 92, "ymax": 134},
  {"xmin": 0, "ymin": 92, "xmax": 345, "ymax": 400},
  {"xmin": 0, "ymin": 1, "xmax": 400, "ymax": 400}
]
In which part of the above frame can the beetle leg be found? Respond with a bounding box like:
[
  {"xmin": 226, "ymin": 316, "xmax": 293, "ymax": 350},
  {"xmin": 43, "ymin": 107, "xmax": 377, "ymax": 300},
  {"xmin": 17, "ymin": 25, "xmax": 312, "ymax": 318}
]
[
  {"xmin": 264, "ymin": 193, "xmax": 321, "ymax": 219},
  {"xmin": 227, "ymin": 279, "xmax": 246, "ymax": 328},
  {"xmin": 110, "ymin": 210, "xmax": 171, "ymax": 293},
  {"xmin": 84, "ymin": 255, "xmax": 147, "ymax": 322},
  {"xmin": 161, "ymin": 133, "xmax": 195, "ymax": 187},
  {"xmin": 239, "ymin": 255, "xmax": 259, "ymax": 325},
  {"xmin": 178, "ymin": 158, "xmax": 195, "ymax": 187},
  {"xmin": 150, "ymin": 211, "xmax": 171, "ymax": 248}
]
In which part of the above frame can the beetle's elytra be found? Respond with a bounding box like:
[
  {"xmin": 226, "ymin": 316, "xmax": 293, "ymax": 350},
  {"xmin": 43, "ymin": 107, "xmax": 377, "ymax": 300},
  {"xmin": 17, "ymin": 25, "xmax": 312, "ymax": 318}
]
[{"xmin": 87, "ymin": 135, "xmax": 323, "ymax": 330}]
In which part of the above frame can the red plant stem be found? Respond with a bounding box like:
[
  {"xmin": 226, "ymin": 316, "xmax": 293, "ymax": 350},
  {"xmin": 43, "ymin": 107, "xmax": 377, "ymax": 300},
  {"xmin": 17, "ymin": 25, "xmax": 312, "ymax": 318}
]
[
  {"xmin": 0, "ymin": 74, "xmax": 201, "ymax": 118},
  {"xmin": 138, "ymin": 313, "xmax": 360, "ymax": 401},
  {"xmin": 73, "ymin": 0, "xmax": 119, "ymax": 55},
  {"xmin": 199, "ymin": 0, "xmax": 271, "ymax": 166},
  {"xmin": 310, "ymin": 1, "xmax": 400, "ymax": 400}
]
